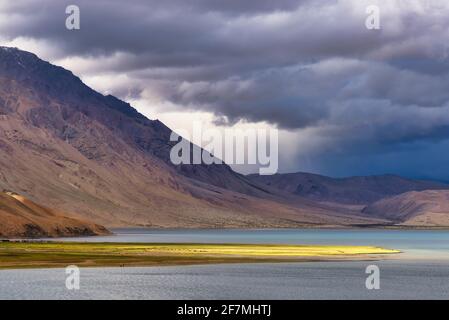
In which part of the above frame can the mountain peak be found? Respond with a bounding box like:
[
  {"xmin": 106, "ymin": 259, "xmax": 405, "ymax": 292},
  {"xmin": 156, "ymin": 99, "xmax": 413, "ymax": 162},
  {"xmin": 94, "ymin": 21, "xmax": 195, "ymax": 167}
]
[
  {"xmin": 0, "ymin": 47, "xmax": 150, "ymax": 123},
  {"xmin": 0, "ymin": 46, "xmax": 22, "ymax": 52},
  {"xmin": 0, "ymin": 46, "xmax": 40, "ymax": 63},
  {"xmin": 0, "ymin": 46, "xmax": 76, "ymax": 85},
  {"xmin": 0, "ymin": 46, "xmax": 17, "ymax": 51}
]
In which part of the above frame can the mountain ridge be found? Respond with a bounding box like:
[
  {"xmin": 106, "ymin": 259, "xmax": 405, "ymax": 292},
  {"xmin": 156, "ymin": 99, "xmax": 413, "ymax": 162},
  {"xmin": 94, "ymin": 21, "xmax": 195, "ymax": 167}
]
[
  {"xmin": 1, "ymin": 46, "xmax": 449, "ymax": 232},
  {"xmin": 3, "ymin": 46, "xmax": 379, "ymax": 229},
  {"xmin": 248, "ymin": 171, "xmax": 449, "ymax": 205}
]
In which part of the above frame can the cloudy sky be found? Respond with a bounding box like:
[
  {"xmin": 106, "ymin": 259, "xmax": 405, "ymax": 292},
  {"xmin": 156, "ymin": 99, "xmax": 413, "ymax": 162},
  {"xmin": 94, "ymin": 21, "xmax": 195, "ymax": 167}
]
[{"xmin": 1, "ymin": 0, "xmax": 449, "ymax": 179}]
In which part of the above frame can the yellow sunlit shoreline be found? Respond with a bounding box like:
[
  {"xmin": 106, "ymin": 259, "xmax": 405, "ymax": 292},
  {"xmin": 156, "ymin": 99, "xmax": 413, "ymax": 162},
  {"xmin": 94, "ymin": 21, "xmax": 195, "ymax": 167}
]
[{"xmin": 0, "ymin": 242, "xmax": 400, "ymax": 269}]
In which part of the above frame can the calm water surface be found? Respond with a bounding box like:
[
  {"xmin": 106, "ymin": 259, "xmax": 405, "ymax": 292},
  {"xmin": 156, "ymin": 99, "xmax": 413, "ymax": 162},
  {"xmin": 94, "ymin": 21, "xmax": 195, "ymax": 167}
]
[{"xmin": 1, "ymin": 229, "xmax": 448, "ymax": 299}]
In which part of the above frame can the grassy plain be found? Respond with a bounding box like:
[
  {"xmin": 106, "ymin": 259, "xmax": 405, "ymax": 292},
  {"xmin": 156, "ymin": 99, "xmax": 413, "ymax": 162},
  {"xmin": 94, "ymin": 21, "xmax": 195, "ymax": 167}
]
[{"xmin": 0, "ymin": 242, "xmax": 400, "ymax": 269}]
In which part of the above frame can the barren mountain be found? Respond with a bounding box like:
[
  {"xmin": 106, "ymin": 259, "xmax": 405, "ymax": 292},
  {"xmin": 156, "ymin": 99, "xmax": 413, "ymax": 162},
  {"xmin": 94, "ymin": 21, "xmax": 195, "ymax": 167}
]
[
  {"xmin": 248, "ymin": 172, "xmax": 449, "ymax": 205},
  {"xmin": 362, "ymin": 190, "xmax": 449, "ymax": 227},
  {"xmin": 1, "ymin": 46, "xmax": 447, "ymax": 232},
  {"xmin": 0, "ymin": 46, "xmax": 391, "ymax": 230},
  {"xmin": 0, "ymin": 191, "xmax": 109, "ymax": 238}
]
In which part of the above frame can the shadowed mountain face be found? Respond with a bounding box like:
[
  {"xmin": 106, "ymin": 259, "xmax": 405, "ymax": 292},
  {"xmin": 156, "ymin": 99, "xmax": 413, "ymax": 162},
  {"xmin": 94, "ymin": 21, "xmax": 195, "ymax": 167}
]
[
  {"xmin": 0, "ymin": 46, "xmax": 448, "ymax": 231},
  {"xmin": 248, "ymin": 172, "xmax": 449, "ymax": 205}
]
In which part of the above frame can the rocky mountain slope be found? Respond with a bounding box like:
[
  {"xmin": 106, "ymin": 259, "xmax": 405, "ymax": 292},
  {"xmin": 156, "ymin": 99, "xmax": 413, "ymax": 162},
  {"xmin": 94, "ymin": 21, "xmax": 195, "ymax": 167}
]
[
  {"xmin": 0, "ymin": 191, "xmax": 109, "ymax": 238},
  {"xmin": 1, "ymin": 46, "xmax": 448, "ymax": 231},
  {"xmin": 248, "ymin": 172, "xmax": 449, "ymax": 205},
  {"xmin": 0, "ymin": 46, "xmax": 390, "ymax": 230},
  {"xmin": 363, "ymin": 190, "xmax": 449, "ymax": 227}
]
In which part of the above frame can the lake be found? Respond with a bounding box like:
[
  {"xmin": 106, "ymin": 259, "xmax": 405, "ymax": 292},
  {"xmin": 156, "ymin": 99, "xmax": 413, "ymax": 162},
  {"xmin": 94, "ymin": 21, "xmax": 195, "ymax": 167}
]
[{"xmin": 1, "ymin": 229, "xmax": 448, "ymax": 299}]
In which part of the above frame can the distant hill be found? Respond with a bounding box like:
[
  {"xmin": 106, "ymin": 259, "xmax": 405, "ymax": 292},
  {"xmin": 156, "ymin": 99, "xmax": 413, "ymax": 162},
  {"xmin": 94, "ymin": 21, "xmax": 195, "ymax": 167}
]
[
  {"xmin": 248, "ymin": 172, "xmax": 449, "ymax": 205},
  {"xmin": 363, "ymin": 190, "xmax": 449, "ymax": 227},
  {"xmin": 0, "ymin": 191, "xmax": 109, "ymax": 238}
]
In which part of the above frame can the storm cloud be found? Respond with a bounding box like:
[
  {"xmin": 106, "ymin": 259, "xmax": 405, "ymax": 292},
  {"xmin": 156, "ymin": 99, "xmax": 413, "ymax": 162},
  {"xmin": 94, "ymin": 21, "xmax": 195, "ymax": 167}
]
[{"xmin": 1, "ymin": 0, "xmax": 449, "ymax": 179}]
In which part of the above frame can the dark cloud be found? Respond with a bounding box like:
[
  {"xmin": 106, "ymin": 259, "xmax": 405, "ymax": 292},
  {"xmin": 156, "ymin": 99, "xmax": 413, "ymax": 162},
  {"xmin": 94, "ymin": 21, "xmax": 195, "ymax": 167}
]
[{"xmin": 2, "ymin": 0, "xmax": 449, "ymax": 178}]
